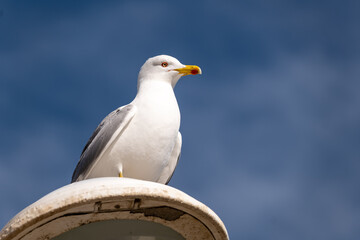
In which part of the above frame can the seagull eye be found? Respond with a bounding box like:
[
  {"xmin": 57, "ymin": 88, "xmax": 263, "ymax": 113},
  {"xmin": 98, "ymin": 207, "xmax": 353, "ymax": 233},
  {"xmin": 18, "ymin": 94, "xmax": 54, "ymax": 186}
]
[{"xmin": 161, "ymin": 62, "xmax": 168, "ymax": 67}]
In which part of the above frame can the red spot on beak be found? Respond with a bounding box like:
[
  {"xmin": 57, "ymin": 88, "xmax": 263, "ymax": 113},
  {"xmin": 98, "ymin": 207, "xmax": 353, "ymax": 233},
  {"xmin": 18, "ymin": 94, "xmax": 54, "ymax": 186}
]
[{"xmin": 191, "ymin": 69, "xmax": 199, "ymax": 75}]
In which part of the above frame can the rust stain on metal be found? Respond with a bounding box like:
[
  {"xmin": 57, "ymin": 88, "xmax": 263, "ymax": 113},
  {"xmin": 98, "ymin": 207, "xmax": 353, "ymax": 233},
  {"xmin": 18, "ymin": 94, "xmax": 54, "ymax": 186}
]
[{"xmin": 131, "ymin": 207, "xmax": 185, "ymax": 221}]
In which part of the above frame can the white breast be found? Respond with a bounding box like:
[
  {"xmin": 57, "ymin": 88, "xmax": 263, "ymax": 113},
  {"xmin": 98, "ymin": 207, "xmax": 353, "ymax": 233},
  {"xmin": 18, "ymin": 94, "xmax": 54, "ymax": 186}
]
[{"xmin": 89, "ymin": 80, "xmax": 181, "ymax": 182}]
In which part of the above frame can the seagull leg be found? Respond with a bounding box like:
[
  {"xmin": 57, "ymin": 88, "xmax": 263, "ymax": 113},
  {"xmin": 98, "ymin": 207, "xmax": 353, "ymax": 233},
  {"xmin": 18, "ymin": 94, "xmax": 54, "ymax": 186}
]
[{"xmin": 117, "ymin": 163, "xmax": 123, "ymax": 178}]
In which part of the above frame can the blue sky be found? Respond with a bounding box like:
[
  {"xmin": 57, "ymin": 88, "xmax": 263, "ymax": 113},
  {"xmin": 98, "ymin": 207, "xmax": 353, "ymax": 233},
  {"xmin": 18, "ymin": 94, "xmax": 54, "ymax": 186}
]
[{"xmin": 1, "ymin": 0, "xmax": 360, "ymax": 239}]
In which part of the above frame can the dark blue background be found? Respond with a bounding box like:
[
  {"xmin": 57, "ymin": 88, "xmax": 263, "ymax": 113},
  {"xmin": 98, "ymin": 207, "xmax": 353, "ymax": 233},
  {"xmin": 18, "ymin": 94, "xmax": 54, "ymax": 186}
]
[{"xmin": 1, "ymin": 1, "xmax": 359, "ymax": 239}]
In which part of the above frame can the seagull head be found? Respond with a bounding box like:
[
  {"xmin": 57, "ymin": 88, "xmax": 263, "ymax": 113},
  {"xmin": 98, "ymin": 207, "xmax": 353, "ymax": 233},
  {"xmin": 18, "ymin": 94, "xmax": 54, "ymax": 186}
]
[{"xmin": 138, "ymin": 55, "xmax": 202, "ymax": 88}]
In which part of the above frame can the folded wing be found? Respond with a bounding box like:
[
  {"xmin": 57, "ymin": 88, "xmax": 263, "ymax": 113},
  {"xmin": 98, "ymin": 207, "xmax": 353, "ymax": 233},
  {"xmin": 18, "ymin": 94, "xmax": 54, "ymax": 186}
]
[{"xmin": 71, "ymin": 104, "xmax": 136, "ymax": 182}]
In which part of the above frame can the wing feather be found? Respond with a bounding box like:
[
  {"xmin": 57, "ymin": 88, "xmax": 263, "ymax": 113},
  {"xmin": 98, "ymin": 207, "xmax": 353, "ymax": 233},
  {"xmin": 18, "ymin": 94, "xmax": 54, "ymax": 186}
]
[
  {"xmin": 161, "ymin": 132, "xmax": 182, "ymax": 185},
  {"xmin": 71, "ymin": 104, "xmax": 136, "ymax": 182}
]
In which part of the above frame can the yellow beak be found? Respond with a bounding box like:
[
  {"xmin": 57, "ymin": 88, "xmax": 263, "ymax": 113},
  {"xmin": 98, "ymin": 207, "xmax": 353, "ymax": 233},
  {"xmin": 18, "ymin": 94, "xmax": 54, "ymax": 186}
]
[{"xmin": 174, "ymin": 65, "xmax": 202, "ymax": 76}]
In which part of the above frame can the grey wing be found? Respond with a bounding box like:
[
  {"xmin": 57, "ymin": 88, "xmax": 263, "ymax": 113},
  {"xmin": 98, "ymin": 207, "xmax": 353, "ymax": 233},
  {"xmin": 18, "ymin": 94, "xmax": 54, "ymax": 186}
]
[
  {"xmin": 71, "ymin": 104, "xmax": 136, "ymax": 182},
  {"xmin": 159, "ymin": 132, "xmax": 182, "ymax": 185}
]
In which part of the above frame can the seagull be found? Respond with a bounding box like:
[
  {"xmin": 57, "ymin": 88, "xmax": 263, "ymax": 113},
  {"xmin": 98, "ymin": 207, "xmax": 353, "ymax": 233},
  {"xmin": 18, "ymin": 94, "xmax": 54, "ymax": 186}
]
[{"xmin": 71, "ymin": 55, "xmax": 201, "ymax": 184}]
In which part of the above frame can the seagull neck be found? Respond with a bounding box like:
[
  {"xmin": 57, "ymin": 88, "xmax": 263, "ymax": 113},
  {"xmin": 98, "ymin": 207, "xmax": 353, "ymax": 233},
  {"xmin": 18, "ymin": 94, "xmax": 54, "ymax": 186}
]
[
  {"xmin": 133, "ymin": 80, "xmax": 176, "ymax": 106},
  {"xmin": 137, "ymin": 80, "xmax": 173, "ymax": 95}
]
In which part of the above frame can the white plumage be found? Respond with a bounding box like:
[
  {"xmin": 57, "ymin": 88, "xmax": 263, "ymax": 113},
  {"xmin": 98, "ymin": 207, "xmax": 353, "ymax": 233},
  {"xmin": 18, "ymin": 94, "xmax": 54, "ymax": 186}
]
[{"xmin": 72, "ymin": 55, "xmax": 201, "ymax": 184}]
